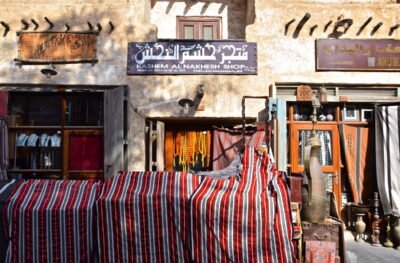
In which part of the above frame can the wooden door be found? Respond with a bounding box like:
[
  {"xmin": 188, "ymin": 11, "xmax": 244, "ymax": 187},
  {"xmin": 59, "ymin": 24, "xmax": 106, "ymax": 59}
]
[
  {"xmin": 290, "ymin": 124, "xmax": 342, "ymax": 209},
  {"xmin": 104, "ymin": 87, "xmax": 125, "ymax": 179},
  {"xmin": 147, "ymin": 120, "xmax": 165, "ymax": 171}
]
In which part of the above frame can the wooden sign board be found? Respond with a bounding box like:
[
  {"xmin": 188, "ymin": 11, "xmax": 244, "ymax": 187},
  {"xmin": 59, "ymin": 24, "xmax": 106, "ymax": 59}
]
[
  {"xmin": 17, "ymin": 32, "xmax": 97, "ymax": 63},
  {"xmin": 296, "ymin": 85, "xmax": 313, "ymax": 101},
  {"xmin": 316, "ymin": 39, "xmax": 400, "ymax": 71}
]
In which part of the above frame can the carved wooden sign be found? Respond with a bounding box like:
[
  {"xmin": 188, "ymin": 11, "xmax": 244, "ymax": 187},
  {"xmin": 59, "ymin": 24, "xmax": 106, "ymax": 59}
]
[
  {"xmin": 17, "ymin": 32, "xmax": 97, "ymax": 63},
  {"xmin": 296, "ymin": 85, "xmax": 313, "ymax": 101}
]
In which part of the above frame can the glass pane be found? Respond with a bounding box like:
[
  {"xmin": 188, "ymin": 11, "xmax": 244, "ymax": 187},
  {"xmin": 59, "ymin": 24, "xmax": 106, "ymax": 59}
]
[
  {"xmin": 203, "ymin": 26, "xmax": 213, "ymax": 40},
  {"xmin": 184, "ymin": 26, "xmax": 194, "ymax": 39},
  {"xmin": 66, "ymin": 93, "xmax": 103, "ymax": 126},
  {"xmin": 68, "ymin": 135, "xmax": 103, "ymax": 171},
  {"xmin": 298, "ymin": 130, "xmax": 333, "ymax": 166},
  {"xmin": 8, "ymin": 93, "xmax": 61, "ymax": 126},
  {"xmin": 324, "ymin": 172, "xmax": 333, "ymax": 192},
  {"xmin": 11, "ymin": 130, "xmax": 62, "ymax": 170}
]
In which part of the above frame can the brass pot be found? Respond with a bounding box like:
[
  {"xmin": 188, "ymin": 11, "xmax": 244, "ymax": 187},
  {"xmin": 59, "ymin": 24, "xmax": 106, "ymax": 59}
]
[{"xmin": 301, "ymin": 135, "xmax": 327, "ymax": 223}]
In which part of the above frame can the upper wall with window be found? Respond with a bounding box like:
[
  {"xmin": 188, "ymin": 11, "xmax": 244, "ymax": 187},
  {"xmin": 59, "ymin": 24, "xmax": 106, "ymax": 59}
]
[
  {"xmin": 151, "ymin": 0, "xmax": 252, "ymax": 40},
  {"xmin": 280, "ymin": 0, "xmax": 397, "ymax": 3}
]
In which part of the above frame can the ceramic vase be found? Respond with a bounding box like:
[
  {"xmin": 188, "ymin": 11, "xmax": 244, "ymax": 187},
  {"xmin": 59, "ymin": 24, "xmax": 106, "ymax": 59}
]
[{"xmin": 355, "ymin": 213, "xmax": 366, "ymax": 242}]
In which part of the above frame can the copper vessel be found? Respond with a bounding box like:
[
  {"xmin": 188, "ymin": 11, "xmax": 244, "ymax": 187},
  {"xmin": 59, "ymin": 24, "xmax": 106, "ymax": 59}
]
[{"xmin": 301, "ymin": 134, "xmax": 327, "ymax": 223}]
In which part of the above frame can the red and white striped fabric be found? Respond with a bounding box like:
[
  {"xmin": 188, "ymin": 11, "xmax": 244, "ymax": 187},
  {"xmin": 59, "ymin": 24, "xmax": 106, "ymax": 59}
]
[
  {"xmin": 97, "ymin": 171, "xmax": 201, "ymax": 263},
  {"xmin": 212, "ymin": 126, "xmax": 266, "ymax": 170},
  {"xmin": 190, "ymin": 147, "xmax": 296, "ymax": 263},
  {"xmin": 4, "ymin": 179, "xmax": 101, "ymax": 263}
]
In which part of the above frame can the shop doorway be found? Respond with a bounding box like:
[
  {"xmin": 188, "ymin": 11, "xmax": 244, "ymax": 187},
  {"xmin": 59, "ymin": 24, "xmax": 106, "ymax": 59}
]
[{"xmin": 146, "ymin": 118, "xmax": 261, "ymax": 172}]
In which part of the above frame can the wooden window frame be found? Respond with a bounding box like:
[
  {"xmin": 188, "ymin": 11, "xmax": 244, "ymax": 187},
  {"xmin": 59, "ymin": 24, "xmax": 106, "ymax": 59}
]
[
  {"xmin": 176, "ymin": 17, "xmax": 221, "ymax": 40},
  {"xmin": 7, "ymin": 91, "xmax": 104, "ymax": 180}
]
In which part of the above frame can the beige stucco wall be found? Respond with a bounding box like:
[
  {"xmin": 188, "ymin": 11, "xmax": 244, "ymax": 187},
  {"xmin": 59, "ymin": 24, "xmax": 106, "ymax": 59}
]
[
  {"xmin": 252, "ymin": 2, "xmax": 400, "ymax": 86},
  {"xmin": 0, "ymin": 1, "xmax": 152, "ymax": 86},
  {"xmin": 1, "ymin": 0, "xmax": 400, "ymax": 170},
  {"xmin": 280, "ymin": 0, "xmax": 396, "ymax": 3}
]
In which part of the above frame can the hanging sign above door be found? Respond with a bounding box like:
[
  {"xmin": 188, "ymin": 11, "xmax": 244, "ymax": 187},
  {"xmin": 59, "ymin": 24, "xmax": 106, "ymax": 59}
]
[
  {"xmin": 127, "ymin": 41, "xmax": 257, "ymax": 75},
  {"xmin": 16, "ymin": 32, "xmax": 98, "ymax": 63},
  {"xmin": 316, "ymin": 39, "xmax": 400, "ymax": 71},
  {"xmin": 296, "ymin": 85, "xmax": 313, "ymax": 101}
]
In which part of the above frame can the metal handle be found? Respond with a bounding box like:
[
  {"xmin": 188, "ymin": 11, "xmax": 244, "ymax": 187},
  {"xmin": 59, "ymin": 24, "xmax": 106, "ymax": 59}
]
[{"xmin": 313, "ymin": 232, "xmax": 331, "ymax": 240}]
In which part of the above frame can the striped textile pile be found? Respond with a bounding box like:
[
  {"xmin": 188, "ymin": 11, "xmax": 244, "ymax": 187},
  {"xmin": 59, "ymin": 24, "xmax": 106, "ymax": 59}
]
[
  {"xmin": 191, "ymin": 147, "xmax": 296, "ymax": 263},
  {"xmin": 97, "ymin": 148, "xmax": 295, "ymax": 263},
  {"xmin": 4, "ymin": 180, "xmax": 101, "ymax": 263},
  {"xmin": 97, "ymin": 171, "xmax": 201, "ymax": 263},
  {"xmin": 0, "ymin": 180, "xmax": 19, "ymax": 261}
]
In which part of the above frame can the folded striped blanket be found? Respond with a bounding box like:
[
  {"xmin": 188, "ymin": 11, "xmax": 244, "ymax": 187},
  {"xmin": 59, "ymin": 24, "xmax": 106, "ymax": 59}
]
[
  {"xmin": 97, "ymin": 171, "xmax": 201, "ymax": 263},
  {"xmin": 190, "ymin": 147, "xmax": 296, "ymax": 263},
  {"xmin": 4, "ymin": 180, "xmax": 101, "ymax": 263},
  {"xmin": 97, "ymin": 148, "xmax": 296, "ymax": 263},
  {"xmin": 0, "ymin": 180, "xmax": 19, "ymax": 261}
]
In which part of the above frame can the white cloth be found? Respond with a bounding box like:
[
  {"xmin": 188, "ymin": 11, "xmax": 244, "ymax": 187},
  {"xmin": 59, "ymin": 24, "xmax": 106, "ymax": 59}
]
[
  {"xmin": 16, "ymin": 133, "xmax": 28, "ymax": 147},
  {"xmin": 376, "ymin": 105, "xmax": 400, "ymax": 216},
  {"xmin": 26, "ymin": 134, "xmax": 39, "ymax": 147},
  {"xmin": 50, "ymin": 134, "xmax": 61, "ymax": 147},
  {"xmin": 40, "ymin": 133, "xmax": 50, "ymax": 147}
]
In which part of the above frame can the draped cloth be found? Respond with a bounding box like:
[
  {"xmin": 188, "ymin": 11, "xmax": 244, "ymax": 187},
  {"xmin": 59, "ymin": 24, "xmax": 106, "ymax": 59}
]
[
  {"xmin": 212, "ymin": 126, "xmax": 266, "ymax": 170},
  {"xmin": 97, "ymin": 171, "xmax": 201, "ymax": 263},
  {"xmin": 68, "ymin": 135, "xmax": 104, "ymax": 171},
  {"xmin": 339, "ymin": 124, "xmax": 374, "ymax": 204},
  {"xmin": 0, "ymin": 119, "xmax": 8, "ymax": 180},
  {"xmin": 0, "ymin": 91, "xmax": 8, "ymax": 180},
  {"xmin": 375, "ymin": 105, "xmax": 400, "ymax": 216},
  {"xmin": 190, "ymin": 147, "xmax": 296, "ymax": 263},
  {"xmin": 4, "ymin": 180, "xmax": 101, "ymax": 263},
  {"xmin": 0, "ymin": 180, "xmax": 19, "ymax": 261}
]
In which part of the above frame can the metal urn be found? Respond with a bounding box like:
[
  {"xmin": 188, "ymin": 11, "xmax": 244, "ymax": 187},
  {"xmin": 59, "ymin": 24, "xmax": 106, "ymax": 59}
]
[{"xmin": 301, "ymin": 88, "xmax": 328, "ymax": 223}]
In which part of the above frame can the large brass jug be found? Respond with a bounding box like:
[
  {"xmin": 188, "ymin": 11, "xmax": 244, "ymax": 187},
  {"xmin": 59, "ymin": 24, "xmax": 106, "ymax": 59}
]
[{"xmin": 301, "ymin": 134, "xmax": 327, "ymax": 223}]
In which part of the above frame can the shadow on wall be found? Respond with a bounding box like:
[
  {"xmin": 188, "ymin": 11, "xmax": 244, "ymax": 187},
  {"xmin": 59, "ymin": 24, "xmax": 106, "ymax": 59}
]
[
  {"xmin": 150, "ymin": 0, "xmax": 256, "ymax": 39},
  {"xmin": 0, "ymin": 3, "xmax": 256, "ymax": 169}
]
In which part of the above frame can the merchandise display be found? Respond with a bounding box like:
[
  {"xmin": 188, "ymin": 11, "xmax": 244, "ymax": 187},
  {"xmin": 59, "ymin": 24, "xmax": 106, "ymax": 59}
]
[
  {"xmin": 172, "ymin": 130, "xmax": 209, "ymax": 171},
  {"xmin": 7, "ymin": 92, "xmax": 104, "ymax": 180},
  {"xmin": 4, "ymin": 180, "xmax": 101, "ymax": 262},
  {"xmin": 97, "ymin": 147, "xmax": 296, "ymax": 263}
]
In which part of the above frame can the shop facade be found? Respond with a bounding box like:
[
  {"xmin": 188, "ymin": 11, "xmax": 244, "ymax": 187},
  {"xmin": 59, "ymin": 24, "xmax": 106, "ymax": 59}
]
[{"xmin": 1, "ymin": 0, "xmax": 400, "ymax": 260}]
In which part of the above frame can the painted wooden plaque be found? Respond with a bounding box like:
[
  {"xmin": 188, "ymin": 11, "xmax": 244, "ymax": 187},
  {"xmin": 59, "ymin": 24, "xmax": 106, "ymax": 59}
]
[
  {"xmin": 17, "ymin": 32, "xmax": 97, "ymax": 63},
  {"xmin": 296, "ymin": 85, "xmax": 313, "ymax": 101}
]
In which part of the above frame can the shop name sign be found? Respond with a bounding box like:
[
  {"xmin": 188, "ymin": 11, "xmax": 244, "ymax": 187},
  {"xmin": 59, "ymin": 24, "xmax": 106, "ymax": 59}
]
[
  {"xmin": 128, "ymin": 41, "xmax": 257, "ymax": 75},
  {"xmin": 316, "ymin": 39, "xmax": 400, "ymax": 71},
  {"xmin": 17, "ymin": 32, "xmax": 97, "ymax": 63}
]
